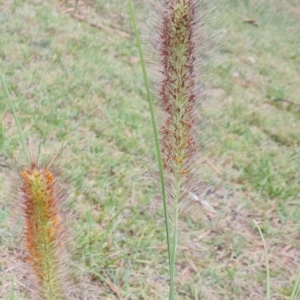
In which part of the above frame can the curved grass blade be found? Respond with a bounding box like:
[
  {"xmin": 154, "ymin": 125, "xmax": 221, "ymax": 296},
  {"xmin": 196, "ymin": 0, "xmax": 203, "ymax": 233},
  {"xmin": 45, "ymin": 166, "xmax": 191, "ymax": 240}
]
[
  {"xmin": 289, "ymin": 270, "xmax": 300, "ymax": 300},
  {"xmin": 253, "ymin": 219, "xmax": 271, "ymax": 300},
  {"xmin": 0, "ymin": 70, "xmax": 30, "ymax": 163}
]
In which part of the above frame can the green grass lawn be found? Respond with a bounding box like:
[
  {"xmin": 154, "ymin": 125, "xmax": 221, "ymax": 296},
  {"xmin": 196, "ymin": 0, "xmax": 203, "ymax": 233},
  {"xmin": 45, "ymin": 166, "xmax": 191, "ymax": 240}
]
[{"xmin": 1, "ymin": 0, "xmax": 300, "ymax": 299}]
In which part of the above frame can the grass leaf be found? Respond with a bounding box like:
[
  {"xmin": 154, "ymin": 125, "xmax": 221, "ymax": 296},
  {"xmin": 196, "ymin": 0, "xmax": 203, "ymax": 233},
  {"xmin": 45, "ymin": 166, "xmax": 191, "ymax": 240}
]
[
  {"xmin": 289, "ymin": 270, "xmax": 300, "ymax": 300},
  {"xmin": 0, "ymin": 70, "xmax": 30, "ymax": 163},
  {"xmin": 127, "ymin": 0, "xmax": 172, "ymax": 294},
  {"xmin": 253, "ymin": 219, "xmax": 271, "ymax": 300}
]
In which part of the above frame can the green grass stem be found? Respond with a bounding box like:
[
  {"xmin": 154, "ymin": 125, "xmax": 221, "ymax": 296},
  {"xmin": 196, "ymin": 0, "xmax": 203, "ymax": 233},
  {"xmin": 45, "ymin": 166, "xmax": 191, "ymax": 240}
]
[
  {"xmin": 170, "ymin": 206, "xmax": 178, "ymax": 300},
  {"xmin": 127, "ymin": 0, "xmax": 172, "ymax": 294},
  {"xmin": 0, "ymin": 112, "xmax": 3, "ymax": 152}
]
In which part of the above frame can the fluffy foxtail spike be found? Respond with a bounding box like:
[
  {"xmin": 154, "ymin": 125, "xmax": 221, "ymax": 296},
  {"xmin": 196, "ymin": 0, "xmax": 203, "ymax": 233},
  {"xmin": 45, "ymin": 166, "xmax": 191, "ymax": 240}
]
[
  {"xmin": 145, "ymin": 0, "xmax": 213, "ymax": 218},
  {"xmin": 20, "ymin": 153, "xmax": 70, "ymax": 299}
]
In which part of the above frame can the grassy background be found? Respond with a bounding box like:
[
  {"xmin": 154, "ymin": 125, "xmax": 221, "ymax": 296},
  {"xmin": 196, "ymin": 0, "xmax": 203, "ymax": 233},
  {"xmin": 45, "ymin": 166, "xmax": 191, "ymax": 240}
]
[{"xmin": 0, "ymin": 0, "xmax": 300, "ymax": 299}]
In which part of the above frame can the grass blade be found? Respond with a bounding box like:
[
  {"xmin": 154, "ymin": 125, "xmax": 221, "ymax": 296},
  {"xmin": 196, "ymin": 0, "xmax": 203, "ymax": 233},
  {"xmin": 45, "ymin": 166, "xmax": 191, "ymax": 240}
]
[
  {"xmin": 127, "ymin": 0, "xmax": 171, "ymax": 282},
  {"xmin": 0, "ymin": 70, "xmax": 30, "ymax": 163},
  {"xmin": 289, "ymin": 270, "xmax": 300, "ymax": 300},
  {"xmin": 253, "ymin": 219, "xmax": 271, "ymax": 300}
]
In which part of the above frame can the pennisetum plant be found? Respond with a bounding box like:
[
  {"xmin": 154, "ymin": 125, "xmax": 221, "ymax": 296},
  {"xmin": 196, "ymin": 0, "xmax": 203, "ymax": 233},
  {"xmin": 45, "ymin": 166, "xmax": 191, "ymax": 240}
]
[
  {"xmin": 128, "ymin": 2, "xmax": 300, "ymax": 299},
  {"xmin": 128, "ymin": 0, "xmax": 213, "ymax": 298},
  {"xmin": 0, "ymin": 71, "xmax": 71, "ymax": 300}
]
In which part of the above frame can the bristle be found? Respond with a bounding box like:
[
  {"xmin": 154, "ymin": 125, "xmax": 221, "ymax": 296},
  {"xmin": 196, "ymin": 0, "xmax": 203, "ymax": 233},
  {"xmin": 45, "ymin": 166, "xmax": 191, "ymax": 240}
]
[
  {"xmin": 145, "ymin": 0, "xmax": 212, "ymax": 217},
  {"xmin": 20, "ymin": 161, "xmax": 69, "ymax": 299}
]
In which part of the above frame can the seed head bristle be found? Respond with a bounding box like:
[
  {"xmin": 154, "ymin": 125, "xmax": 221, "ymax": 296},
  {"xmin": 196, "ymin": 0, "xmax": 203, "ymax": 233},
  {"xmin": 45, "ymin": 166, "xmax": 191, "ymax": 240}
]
[
  {"xmin": 20, "ymin": 161, "xmax": 69, "ymax": 299},
  {"xmin": 145, "ymin": 0, "xmax": 212, "ymax": 217}
]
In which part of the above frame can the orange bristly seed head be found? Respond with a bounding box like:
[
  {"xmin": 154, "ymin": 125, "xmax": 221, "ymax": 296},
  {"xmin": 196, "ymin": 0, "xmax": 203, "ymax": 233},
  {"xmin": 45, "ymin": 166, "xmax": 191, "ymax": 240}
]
[{"xmin": 20, "ymin": 165, "xmax": 67, "ymax": 299}]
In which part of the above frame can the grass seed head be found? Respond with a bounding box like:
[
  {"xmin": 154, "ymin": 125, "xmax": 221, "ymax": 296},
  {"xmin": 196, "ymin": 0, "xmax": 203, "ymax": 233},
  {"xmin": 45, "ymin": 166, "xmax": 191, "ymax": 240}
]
[
  {"xmin": 19, "ymin": 158, "xmax": 70, "ymax": 299},
  {"xmin": 145, "ymin": 0, "xmax": 213, "ymax": 217}
]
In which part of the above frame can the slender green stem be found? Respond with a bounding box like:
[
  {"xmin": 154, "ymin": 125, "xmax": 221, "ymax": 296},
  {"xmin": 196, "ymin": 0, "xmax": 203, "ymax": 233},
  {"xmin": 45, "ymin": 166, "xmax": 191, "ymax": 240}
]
[
  {"xmin": 170, "ymin": 206, "xmax": 179, "ymax": 300},
  {"xmin": 289, "ymin": 269, "xmax": 300, "ymax": 300},
  {"xmin": 0, "ymin": 112, "xmax": 4, "ymax": 152},
  {"xmin": 127, "ymin": 0, "xmax": 171, "ymax": 276},
  {"xmin": 253, "ymin": 220, "xmax": 270, "ymax": 300},
  {"xmin": 0, "ymin": 70, "xmax": 30, "ymax": 163},
  {"xmin": 169, "ymin": 155, "xmax": 182, "ymax": 300}
]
